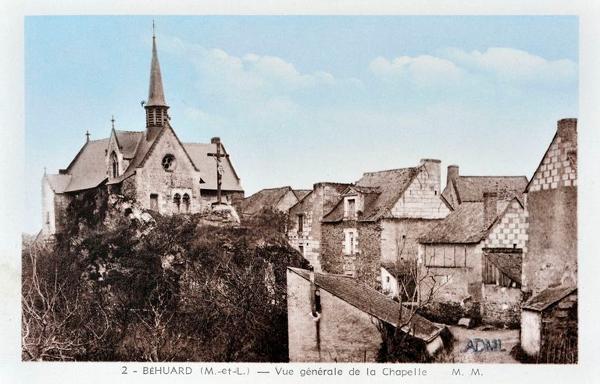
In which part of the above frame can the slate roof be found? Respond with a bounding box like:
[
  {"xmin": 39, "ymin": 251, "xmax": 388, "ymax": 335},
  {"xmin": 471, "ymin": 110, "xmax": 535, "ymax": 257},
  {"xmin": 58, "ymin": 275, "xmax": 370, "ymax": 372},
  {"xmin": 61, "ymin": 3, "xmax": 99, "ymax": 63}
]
[
  {"xmin": 484, "ymin": 250, "xmax": 522, "ymax": 284},
  {"xmin": 523, "ymin": 286, "xmax": 577, "ymax": 312},
  {"xmin": 48, "ymin": 138, "xmax": 111, "ymax": 193},
  {"xmin": 184, "ymin": 143, "xmax": 243, "ymax": 191},
  {"xmin": 443, "ymin": 176, "xmax": 528, "ymax": 209},
  {"xmin": 323, "ymin": 167, "xmax": 419, "ymax": 222},
  {"xmin": 241, "ymin": 186, "xmax": 294, "ymax": 216},
  {"xmin": 293, "ymin": 189, "xmax": 312, "ymax": 201},
  {"xmin": 288, "ymin": 267, "xmax": 444, "ymax": 342},
  {"xmin": 114, "ymin": 130, "xmax": 143, "ymax": 159}
]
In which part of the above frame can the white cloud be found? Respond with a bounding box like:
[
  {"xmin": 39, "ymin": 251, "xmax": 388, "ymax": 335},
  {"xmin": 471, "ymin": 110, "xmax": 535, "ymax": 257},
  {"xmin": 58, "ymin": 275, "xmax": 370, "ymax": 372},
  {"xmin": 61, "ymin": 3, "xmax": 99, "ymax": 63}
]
[
  {"xmin": 370, "ymin": 47, "xmax": 577, "ymax": 89},
  {"xmin": 369, "ymin": 55, "xmax": 464, "ymax": 87}
]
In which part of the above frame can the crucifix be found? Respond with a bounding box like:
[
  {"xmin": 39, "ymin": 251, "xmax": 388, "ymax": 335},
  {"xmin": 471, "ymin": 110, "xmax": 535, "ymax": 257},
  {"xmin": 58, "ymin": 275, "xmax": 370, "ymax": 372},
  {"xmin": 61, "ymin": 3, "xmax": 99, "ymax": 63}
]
[
  {"xmin": 207, "ymin": 137, "xmax": 229, "ymax": 205},
  {"xmin": 85, "ymin": 130, "xmax": 91, "ymax": 142}
]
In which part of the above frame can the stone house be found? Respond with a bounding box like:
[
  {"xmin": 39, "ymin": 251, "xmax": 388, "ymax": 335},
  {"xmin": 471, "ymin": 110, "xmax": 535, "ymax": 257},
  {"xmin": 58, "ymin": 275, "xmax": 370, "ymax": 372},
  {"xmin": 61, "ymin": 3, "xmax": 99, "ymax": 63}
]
[
  {"xmin": 286, "ymin": 267, "xmax": 446, "ymax": 362},
  {"xmin": 287, "ymin": 182, "xmax": 351, "ymax": 271},
  {"xmin": 418, "ymin": 187, "xmax": 528, "ymax": 325},
  {"xmin": 41, "ymin": 32, "xmax": 243, "ymax": 235},
  {"xmin": 240, "ymin": 186, "xmax": 309, "ymax": 219},
  {"xmin": 520, "ymin": 118, "xmax": 577, "ymax": 359},
  {"xmin": 320, "ymin": 159, "xmax": 451, "ymax": 291}
]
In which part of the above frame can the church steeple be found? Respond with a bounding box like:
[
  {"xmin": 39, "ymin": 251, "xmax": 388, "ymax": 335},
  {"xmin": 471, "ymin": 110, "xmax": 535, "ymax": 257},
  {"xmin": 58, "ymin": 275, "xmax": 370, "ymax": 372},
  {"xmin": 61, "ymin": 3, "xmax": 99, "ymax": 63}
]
[{"xmin": 145, "ymin": 21, "xmax": 169, "ymax": 131}]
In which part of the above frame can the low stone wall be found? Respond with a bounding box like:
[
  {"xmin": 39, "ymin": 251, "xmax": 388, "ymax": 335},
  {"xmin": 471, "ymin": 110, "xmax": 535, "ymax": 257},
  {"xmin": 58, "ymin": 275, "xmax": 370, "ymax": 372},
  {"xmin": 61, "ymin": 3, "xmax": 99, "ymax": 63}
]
[{"xmin": 481, "ymin": 284, "xmax": 522, "ymax": 328}]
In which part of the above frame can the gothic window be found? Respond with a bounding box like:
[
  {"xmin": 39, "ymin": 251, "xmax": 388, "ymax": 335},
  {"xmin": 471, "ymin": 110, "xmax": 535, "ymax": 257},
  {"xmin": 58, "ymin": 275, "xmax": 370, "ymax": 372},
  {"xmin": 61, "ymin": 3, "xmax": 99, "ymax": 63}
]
[
  {"xmin": 182, "ymin": 193, "xmax": 190, "ymax": 213},
  {"xmin": 173, "ymin": 193, "xmax": 181, "ymax": 212},
  {"xmin": 162, "ymin": 154, "xmax": 176, "ymax": 171},
  {"xmin": 150, "ymin": 194, "xmax": 159, "ymax": 211},
  {"xmin": 110, "ymin": 151, "xmax": 118, "ymax": 178}
]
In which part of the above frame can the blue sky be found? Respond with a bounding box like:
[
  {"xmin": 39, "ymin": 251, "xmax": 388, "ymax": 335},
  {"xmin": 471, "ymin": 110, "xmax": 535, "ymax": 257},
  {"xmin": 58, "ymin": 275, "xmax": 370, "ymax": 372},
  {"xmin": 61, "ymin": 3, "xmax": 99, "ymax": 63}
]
[{"xmin": 25, "ymin": 16, "xmax": 578, "ymax": 233}]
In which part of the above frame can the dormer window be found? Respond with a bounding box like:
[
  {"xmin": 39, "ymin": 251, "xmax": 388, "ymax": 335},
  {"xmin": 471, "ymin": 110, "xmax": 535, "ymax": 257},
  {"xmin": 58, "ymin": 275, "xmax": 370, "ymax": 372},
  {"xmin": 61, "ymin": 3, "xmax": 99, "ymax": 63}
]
[{"xmin": 344, "ymin": 196, "xmax": 359, "ymax": 219}]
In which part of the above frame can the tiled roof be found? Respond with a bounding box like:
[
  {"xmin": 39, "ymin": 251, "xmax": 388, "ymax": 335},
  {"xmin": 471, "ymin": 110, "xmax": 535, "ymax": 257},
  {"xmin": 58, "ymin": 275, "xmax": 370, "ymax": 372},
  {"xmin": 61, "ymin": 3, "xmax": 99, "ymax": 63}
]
[
  {"xmin": 184, "ymin": 143, "xmax": 243, "ymax": 191},
  {"xmin": 289, "ymin": 267, "xmax": 444, "ymax": 342},
  {"xmin": 323, "ymin": 167, "xmax": 419, "ymax": 222},
  {"xmin": 445, "ymin": 176, "xmax": 528, "ymax": 206},
  {"xmin": 241, "ymin": 186, "xmax": 293, "ymax": 216},
  {"xmin": 419, "ymin": 202, "xmax": 485, "ymax": 244},
  {"xmin": 484, "ymin": 250, "xmax": 522, "ymax": 284},
  {"xmin": 523, "ymin": 286, "xmax": 577, "ymax": 312}
]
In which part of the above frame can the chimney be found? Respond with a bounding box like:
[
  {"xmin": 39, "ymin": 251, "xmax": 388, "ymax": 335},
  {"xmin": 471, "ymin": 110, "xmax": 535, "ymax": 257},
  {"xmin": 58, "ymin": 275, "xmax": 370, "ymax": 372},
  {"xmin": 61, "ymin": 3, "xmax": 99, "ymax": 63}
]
[
  {"xmin": 483, "ymin": 191, "xmax": 498, "ymax": 228},
  {"xmin": 211, "ymin": 137, "xmax": 221, "ymax": 145},
  {"xmin": 557, "ymin": 118, "xmax": 577, "ymax": 143},
  {"xmin": 447, "ymin": 165, "xmax": 459, "ymax": 188},
  {"xmin": 419, "ymin": 158, "xmax": 441, "ymax": 192}
]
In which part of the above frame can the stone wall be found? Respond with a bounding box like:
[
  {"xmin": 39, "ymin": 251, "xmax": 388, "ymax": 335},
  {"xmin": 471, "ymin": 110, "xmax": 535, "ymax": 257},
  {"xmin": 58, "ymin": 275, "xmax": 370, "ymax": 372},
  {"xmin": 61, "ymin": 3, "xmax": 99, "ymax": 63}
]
[
  {"xmin": 540, "ymin": 292, "xmax": 577, "ymax": 361},
  {"xmin": 482, "ymin": 199, "xmax": 528, "ymax": 252},
  {"xmin": 418, "ymin": 243, "xmax": 483, "ymax": 314},
  {"xmin": 134, "ymin": 127, "xmax": 203, "ymax": 215},
  {"xmin": 53, "ymin": 193, "xmax": 72, "ymax": 234},
  {"xmin": 389, "ymin": 160, "xmax": 450, "ymax": 219},
  {"xmin": 524, "ymin": 187, "xmax": 577, "ymax": 296},
  {"xmin": 380, "ymin": 219, "xmax": 440, "ymax": 263},
  {"xmin": 287, "ymin": 270, "xmax": 383, "ymax": 362},
  {"xmin": 321, "ymin": 221, "xmax": 382, "ymax": 289},
  {"xmin": 481, "ymin": 284, "xmax": 522, "ymax": 327},
  {"xmin": 41, "ymin": 178, "xmax": 56, "ymax": 235}
]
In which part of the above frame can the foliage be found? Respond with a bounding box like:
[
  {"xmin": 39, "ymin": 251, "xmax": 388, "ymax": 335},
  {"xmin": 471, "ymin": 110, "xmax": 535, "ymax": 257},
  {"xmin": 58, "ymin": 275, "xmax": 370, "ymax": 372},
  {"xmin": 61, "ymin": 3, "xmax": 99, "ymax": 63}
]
[{"xmin": 22, "ymin": 197, "xmax": 307, "ymax": 361}]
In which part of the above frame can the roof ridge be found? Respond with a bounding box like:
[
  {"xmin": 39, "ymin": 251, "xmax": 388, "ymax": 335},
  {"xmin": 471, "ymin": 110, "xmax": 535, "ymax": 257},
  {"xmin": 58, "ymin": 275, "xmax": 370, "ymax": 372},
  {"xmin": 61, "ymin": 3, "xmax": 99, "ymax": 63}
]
[
  {"xmin": 459, "ymin": 175, "xmax": 528, "ymax": 178},
  {"xmin": 363, "ymin": 166, "xmax": 415, "ymax": 175},
  {"xmin": 115, "ymin": 129, "xmax": 144, "ymax": 134}
]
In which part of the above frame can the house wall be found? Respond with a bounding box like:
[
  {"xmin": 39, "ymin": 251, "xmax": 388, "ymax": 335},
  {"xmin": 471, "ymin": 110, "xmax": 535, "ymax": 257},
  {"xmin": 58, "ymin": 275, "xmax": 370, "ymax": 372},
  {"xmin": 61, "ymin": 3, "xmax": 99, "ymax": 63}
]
[
  {"xmin": 524, "ymin": 120, "xmax": 577, "ymax": 296},
  {"xmin": 418, "ymin": 243, "xmax": 483, "ymax": 308},
  {"xmin": 389, "ymin": 160, "xmax": 450, "ymax": 219},
  {"xmin": 289, "ymin": 184, "xmax": 350, "ymax": 272},
  {"xmin": 481, "ymin": 284, "xmax": 522, "ymax": 327},
  {"xmin": 321, "ymin": 221, "xmax": 382, "ymax": 289},
  {"xmin": 380, "ymin": 267, "xmax": 399, "ymax": 298},
  {"xmin": 524, "ymin": 187, "xmax": 577, "ymax": 296},
  {"xmin": 521, "ymin": 310, "xmax": 542, "ymax": 356},
  {"xmin": 380, "ymin": 219, "xmax": 440, "ymax": 263},
  {"xmin": 276, "ymin": 190, "xmax": 299, "ymax": 213},
  {"xmin": 134, "ymin": 128, "xmax": 203, "ymax": 215},
  {"xmin": 287, "ymin": 270, "xmax": 383, "ymax": 362},
  {"xmin": 482, "ymin": 199, "xmax": 528, "ymax": 251}
]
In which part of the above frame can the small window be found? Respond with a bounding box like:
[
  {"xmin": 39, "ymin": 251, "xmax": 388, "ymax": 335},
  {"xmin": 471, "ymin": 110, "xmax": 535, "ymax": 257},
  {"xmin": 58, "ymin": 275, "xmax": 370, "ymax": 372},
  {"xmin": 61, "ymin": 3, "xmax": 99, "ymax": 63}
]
[
  {"xmin": 299, "ymin": 245, "xmax": 304, "ymax": 255},
  {"xmin": 46, "ymin": 212, "xmax": 50, "ymax": 224},
  {"xmin": 110, "ymin": 151, "xmax": 118, "ymax": 178},
  {"xmin": 150, "ymin": 194, "xmax": 159, "ymax": 211},
  {"xmin": 347, "ymin": 198, "xmax": 356, "ymax": 218},
  {"xmin": 173, "ymin": 193, "xmax": 181, "ymax": 212},
  {"xmin": 182, "ymin": 193, "xmax": 190, "ymax": 213},
  {"xmin": 298, "ymin": 214, "xmax": 304, "ymax": 234}
]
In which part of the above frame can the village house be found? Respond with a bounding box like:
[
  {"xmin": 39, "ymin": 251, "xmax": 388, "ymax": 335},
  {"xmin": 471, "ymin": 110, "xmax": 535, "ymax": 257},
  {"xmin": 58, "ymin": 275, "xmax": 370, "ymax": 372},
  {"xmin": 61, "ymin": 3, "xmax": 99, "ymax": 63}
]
[
  {"xmin": 520, "ymin": 118, "xmax": 577, "ymax": 360},
  {"xmin": 41, "ymin": 31, "xmax": 244, "ymax": 235},
  {"xmin": 319, "ymin": 159, "xmax": 451, "ymax": 293},
  {"xmin": 286, "ymin": 267, "xmax": 446, "ymax": 362},
  {"xmin": 240, "ymin": 186, "xmax": 309, "ymax": 219},
  {"xmin": 287, "ymin": 182, "xmax": 351, "ymax": 271},
  {"xmin": 417, "ymin": 175, "xmax": 528, "ymax": 326}
]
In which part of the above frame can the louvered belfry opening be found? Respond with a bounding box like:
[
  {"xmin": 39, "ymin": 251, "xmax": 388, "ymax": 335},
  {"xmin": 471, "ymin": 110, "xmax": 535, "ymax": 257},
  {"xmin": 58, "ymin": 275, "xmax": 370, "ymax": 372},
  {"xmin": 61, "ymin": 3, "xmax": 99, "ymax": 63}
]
[{"xmin": 145, "ymin": 29, "xmax": 169, "ymax": 131}]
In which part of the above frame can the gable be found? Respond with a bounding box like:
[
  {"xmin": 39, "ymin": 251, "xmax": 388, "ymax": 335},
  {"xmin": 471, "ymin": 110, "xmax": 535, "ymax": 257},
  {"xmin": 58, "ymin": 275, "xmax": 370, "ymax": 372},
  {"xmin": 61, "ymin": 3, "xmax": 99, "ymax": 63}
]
[
  {"xmin": 389, "ymin": 170, "xmax": 450, "ymax": 219},
  {"xmin": 527, "ymin": 131, "xmax": 577, "ymax": 193},
  {"xmin": 140, "ymin": 126, "xmax": 198, "ymax": 176},
  {"xmin": 483, "ymin": 198, "xmax": 527, "ymax": 250}
]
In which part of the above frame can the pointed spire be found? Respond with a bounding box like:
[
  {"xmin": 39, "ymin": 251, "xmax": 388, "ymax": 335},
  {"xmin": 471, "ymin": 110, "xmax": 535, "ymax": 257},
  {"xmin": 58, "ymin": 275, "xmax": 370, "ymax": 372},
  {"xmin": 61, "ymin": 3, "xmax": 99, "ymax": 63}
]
[{"xmin": 146, "ymin": 21, "xmax": 167, "ymax": 107}]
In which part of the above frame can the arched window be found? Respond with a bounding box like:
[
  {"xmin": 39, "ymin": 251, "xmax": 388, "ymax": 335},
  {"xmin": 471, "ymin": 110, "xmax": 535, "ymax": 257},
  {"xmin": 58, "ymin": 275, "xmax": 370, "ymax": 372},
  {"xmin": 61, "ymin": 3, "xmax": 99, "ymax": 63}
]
[
  {"xmin": 182, "ymin": 193, "xmax": 190, "ymax": 213},
  {"xmin": 173, "ymin": 193, "xmax": 181, "ymax": 212},
  {"xmin": 110, "ymin": 152, "xmax": 118, "ymax": 178}
]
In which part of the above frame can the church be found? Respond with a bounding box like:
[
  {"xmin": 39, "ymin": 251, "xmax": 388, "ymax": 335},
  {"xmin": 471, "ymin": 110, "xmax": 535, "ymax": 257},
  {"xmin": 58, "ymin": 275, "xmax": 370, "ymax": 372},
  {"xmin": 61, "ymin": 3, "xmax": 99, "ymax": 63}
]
[{"xmin": 41, "ymin": 29, "xmax": 244, "ymax": 235}]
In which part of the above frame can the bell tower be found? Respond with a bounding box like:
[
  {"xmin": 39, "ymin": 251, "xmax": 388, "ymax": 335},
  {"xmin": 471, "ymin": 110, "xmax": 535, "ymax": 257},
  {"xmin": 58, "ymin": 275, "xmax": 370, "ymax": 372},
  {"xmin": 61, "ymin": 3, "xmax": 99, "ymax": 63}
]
[{"xmin": 145, "ymin": 22, "xmax": 169, "ymax": 133}]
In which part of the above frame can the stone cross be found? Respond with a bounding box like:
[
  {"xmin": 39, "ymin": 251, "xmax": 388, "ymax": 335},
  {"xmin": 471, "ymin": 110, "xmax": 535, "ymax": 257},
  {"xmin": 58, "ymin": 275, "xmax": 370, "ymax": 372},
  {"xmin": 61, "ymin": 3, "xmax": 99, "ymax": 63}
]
[{"xmin": 207, "ymin": 137, "xmax": 229, "ymax": 205}]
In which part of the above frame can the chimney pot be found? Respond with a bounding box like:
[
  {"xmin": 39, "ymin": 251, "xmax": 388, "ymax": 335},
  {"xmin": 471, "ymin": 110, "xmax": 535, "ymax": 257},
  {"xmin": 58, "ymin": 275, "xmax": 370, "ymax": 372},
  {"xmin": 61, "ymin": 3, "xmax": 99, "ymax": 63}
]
[{"xmin": 447, "ymin": 165, "xmax": 459, "ymax": 186}]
